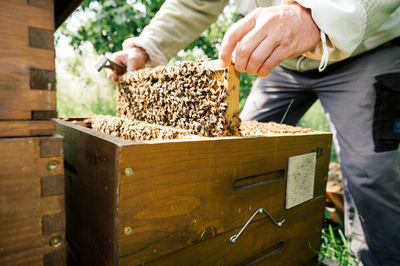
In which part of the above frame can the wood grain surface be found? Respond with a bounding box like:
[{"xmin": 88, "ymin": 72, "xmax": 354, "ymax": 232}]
[
  {"xmin": 57, "ymin": 121, "xmax": 119, "ymax": 266},
  {"xmin": 57, "ymin": 119, "xmax": 331, "ymax": 265},
  {"xmin": 131, "ymin": 197, "xmax": 326, "ymax": 266},
  {"xmin": 200, "ymin": 60, "xmax": 240, "ymax": 132},
  {"xmin": 0, "ymin": 0, "xmax": 55, "ymax": 120},
  {"xmin": 0, "ymin": 120, "xmax": 56, "ymax": 137},
  {"xmin": 117, "ymin": 134, "xmax": 331, "ymax": 263},
  {"xmin": 0, "ymin": 136, "xmax": 65, "ymax": 266}
]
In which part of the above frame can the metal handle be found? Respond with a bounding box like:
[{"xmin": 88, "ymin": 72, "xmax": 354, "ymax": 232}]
[
  {"xmin": 230, "ymin": 208, "xmax": 285, "ymax": 244},
  {"xmin": 95, "ymin": 55, "xmax": 127, "ymax": 75}
]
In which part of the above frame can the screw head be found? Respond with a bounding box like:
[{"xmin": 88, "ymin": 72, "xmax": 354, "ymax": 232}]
[
  {"xmin": 124, "ymin": 226, "xmax": 133, "ymax": 235},
  {"xmin": 124, "ymin": 167, "xmax": 134, "ymax": 176},
  {"xmin": 47, "ymin": 161, "xmax": 59, "ymax": 171},
  {"xmin": 49, "ymin": 235, "xmax": 62, "ymax": 247}
]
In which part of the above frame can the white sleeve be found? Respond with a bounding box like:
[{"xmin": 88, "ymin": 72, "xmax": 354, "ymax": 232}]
[{"xmin": 296, "ymin": 0, "xmax": 400, "ymax": 56}]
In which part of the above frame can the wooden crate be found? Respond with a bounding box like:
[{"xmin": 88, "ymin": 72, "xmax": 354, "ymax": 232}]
[
  {"xmin": 0, "ymin": 135, "xmax": 66, "ymax": 266},
  {"xmin": 0, "ymin": 0, "xmax": 56, "ymax": 137},
  {"xmin": 57, "ymin": 119, "xmax": 331, "ymax": 265}
]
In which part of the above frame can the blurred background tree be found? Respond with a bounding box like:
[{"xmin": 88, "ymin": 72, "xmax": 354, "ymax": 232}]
[
  {"xmin": 57, "ymin": 0, "xmax": 258, "ymax": 116},
  {"xmin": 60, "ymin": 0, "xmax": 165, "ymax": 55}
]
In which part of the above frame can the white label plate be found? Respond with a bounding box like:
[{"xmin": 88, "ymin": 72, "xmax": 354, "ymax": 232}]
[{"xmin": 286, "ymin": 152, "xmax": 316, "ymax": 209}]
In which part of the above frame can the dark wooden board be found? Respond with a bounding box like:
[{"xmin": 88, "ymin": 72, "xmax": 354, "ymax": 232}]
[
  {"xmin": 57, "ymin": 121, "xmax": 119, "ymax": 266},
  {"xmin": 0, "ymin": 136, "xmax": 65, "ymax": 265},
  {"xmin": 54, "ymin": 0, "xmax": 84, "ymax": 29}
]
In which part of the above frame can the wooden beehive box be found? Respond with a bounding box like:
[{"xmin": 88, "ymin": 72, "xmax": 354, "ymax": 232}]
[
  {"xmin": 0, "ymin": 0, "xmax": 57, "ymax": 137},
  {"xmin": 0, "ymin": 136, "xmax": 65, "ymax": 265},
  {"xmin": 0, "ymin": 1, "xmax": 82, "ymax": 265},
  {"xmin": 0, "ymin": 0, "xmax": 83, "ymax": 138},
  {"xmin": 57, "ymin": 119, "xmax": 331, "ymax": 265}
]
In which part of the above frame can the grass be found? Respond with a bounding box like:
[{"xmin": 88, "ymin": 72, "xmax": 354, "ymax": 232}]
[
  {"xmin": 318, "ymin": 220, "xmax": 360, "ymax": 265},
  {"xmin": 297, "ymin": 101, "xmax": 338, "ymax": 162}
]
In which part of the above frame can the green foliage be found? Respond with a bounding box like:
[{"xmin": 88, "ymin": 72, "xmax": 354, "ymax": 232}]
[
  {"xmin": 239, "ymin": 73, "xmax": 257, "ymax": 111},
  {"xmin": 57, "ymin": 0, "xmax": 247, "ymax": 117},
  {"xmin": 56, "ymin": 44, "xmax": 116, "ymax": 117},
  {"xmin": 318, "ymin": 223, "xmax": 360, "ymax": 265},
  {"xmin": 60, "ymin": 0, "xmax": 240, "ymax": 60},
  {"xmin": 60, "ymin": 0, "xmax": 165, "ymax": 54},
  {"xmin": 186, "ymin": 7, "xmax": 241, "ymax": 59},
  {"xmin": 297, "ymin": 101, "xmax": 338, "ymax": 162}
]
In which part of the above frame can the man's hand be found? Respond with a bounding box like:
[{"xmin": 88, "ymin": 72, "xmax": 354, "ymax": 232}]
[
  {"xmin": 219, "ymin": 3, "xmax": 320, "ymax": 78},
  {"xmin": 106, "ymin": 46, "xmax": 149, "ymax": 84}
]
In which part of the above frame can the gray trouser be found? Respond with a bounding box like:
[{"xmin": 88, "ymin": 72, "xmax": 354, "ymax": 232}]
[{"xmin": 241, "ymin": 44, "xmax": 400, "ymax": 266}]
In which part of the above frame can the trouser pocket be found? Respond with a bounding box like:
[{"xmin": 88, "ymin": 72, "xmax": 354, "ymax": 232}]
[{"xmin": 373, "ymin": 72, "xmax": 400, "ymax": 152}]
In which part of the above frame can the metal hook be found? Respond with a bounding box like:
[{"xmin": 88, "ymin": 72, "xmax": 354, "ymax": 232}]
[{"xmin": 229, "ymin": 208, "xmax": 285, "ymax": 244}]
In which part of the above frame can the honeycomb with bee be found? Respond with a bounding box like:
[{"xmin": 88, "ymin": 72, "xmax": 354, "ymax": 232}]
[
  {"xmin": 89, "ymin": 60, "xmax": 318, "ymax": 141},
  {"xmin": 117, "ymin": 60, "xmax": 240, "ymax": 137}
]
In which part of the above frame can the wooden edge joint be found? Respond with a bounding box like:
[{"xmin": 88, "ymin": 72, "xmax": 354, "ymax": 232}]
[
  {"xmin": 41, "ymin": 175, "xmax": 64, "ymax": 197},
  {"xmin": 39, "ymin": 135, "xmax": 63, "ymax": 158},
  {"xmin": 42, "ymin": 212, "xmax": 66, "ymax": 235}
]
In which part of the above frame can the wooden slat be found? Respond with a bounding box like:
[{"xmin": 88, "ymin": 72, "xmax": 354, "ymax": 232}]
[
  {"xmin": 121, "ymin": 197, "xmax": 325, "ymax": 265},
  {"xmin": 116, "ymin": 134, "xmax": 331, "ymax": 262},
  {"xmin": 0, "ymin": 90, "xmax": 56, "ymax": 120},
  {"xmin": 0, "ymin": 136, "xmax": 65, "ymax": 263},
  {"xmin": 0, "ymin": 1, "xmax": 54, "ymax": 30},
  {"xmin": 225, "ymin": 64, "xmax": 240, "ymax": 134},
  {"xmin": 201, "ymin": 60, "xmax": 240, "ymax": 134},
  {"xmin": 0, "ymin": 120, "xmax": 56, "ymax": 137},
  {"xmin": 0, "ymin": 235, "xmax": 66, "ymax": 266}
]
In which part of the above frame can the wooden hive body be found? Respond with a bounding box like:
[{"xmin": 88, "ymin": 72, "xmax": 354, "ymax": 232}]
[
  {"xmin": 0, "ymin": 0, "xmax": 57, "ymax": 137},
  {"xmin": 0, "ymin": 136, "xmax": 65, "ymax": 266},
  {"xmin": 57, "ymin": 119, "xmax": 331, "ymax": 265},
  {"xmin": 0, "ymin": 0, "xmax": 83, "ymax": 137},
  {"xmin": 0, "ymin": 1, "xmax": 82, "ymax": 265}
]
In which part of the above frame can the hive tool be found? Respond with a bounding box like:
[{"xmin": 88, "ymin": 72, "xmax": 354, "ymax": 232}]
[{"xmin": 95, "ymin": 55, "xmax": 127, "ymax": 75}]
